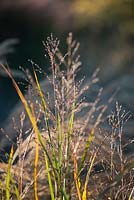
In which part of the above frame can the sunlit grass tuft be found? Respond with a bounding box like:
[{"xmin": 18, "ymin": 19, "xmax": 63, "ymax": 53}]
[{"xmin": 0, "ymin": 34, "xmax": 133, "ymax": 200}]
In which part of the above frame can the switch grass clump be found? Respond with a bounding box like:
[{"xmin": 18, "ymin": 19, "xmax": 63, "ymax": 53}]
[{"xmin": 0, "ymin": 34, "xmax": 134, "ymax": 200}]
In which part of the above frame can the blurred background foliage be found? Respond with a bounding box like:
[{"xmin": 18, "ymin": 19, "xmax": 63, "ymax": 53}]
[
  {"xmin": 0, "ymin": 0, "xmax": 133, "ymax": 127},
  {"xmin": 73, "ymin": 0, "xmax": 133, "ymax": 79}
]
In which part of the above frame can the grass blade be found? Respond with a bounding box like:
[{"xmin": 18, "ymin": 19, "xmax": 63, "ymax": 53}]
[
  {"xmin": 82, "ymin": 152, "xmax": 96, "ymax": 200},
  {"xmin": 73, "ymin": 153, "xmax": 82, "ymax": 200},
  {"xmin": 44, "ymin": 154, "xmax": 55, "ymax": 200},
  {"xmin": 30, "ymin": 104, "xmax": 39, "ymax": 200},
  {"xmin": 6, "ymin": 145, "xmax": 14, "ymax": 200},
  {"xmin": 11, "ymin": 178, "xmax": 22, "ymax": 200},
  {"xmin": 79, "ymin": 129, "xmax": 95, "ymax": 173}
]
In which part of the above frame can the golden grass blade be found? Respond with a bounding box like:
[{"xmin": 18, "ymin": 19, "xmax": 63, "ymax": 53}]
[
  {"xmin": 0, "ymin": 182, "xmax": 4, "ymax": 200},
  {"xmin": 73, "ymin": 153, "xmax": 82, "ymax": 200},
  {"xmin": 82, "ymin": 152, "xmax": 96, "ymax": 200},
  {"xmin": 30, "ymin": 104, "xmax": 39, "ymax": 200},
  {"xmin": 0, "ymin": 64, "xmax": 37, "ymax": 131}
]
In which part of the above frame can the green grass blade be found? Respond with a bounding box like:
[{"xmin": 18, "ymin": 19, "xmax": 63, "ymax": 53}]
[
  {"xmin": 11, "ymin": 178, "xmax": 22, "ymax": 200},
  {"xmin": 45, "ymin": 154, "xmax": 55, "ymax": 200},
  {"xmin": 33, "ymin": 69, "xmax": 52, "ymax": 142},
  {"xmin": 79, "ymin": 129, "xmax": 95, "ymax": 173},
  {"xmin": 6, "ymin": 145, "xmax": 14, "ymax": 200},
  {"xmin": 61, "ymin": 187, "xmax": 70, "ymax": 200}
]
